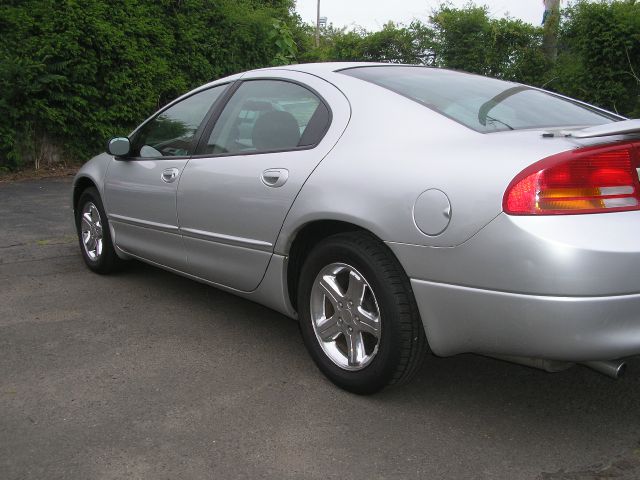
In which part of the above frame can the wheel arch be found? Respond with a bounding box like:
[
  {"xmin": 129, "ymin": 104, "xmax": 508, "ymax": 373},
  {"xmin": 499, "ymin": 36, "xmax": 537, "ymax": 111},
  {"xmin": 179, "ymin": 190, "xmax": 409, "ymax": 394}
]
[
  {"xmin": 72, "ymin": 173, "xmax": 130, "ymax": 261},
  {"xmin": 284, "ymin": 219, "xmax": 410, "ymax": 312},
  {"xmin": 73, "ymin": 176, "xmax": 98, "ymax": 212}
]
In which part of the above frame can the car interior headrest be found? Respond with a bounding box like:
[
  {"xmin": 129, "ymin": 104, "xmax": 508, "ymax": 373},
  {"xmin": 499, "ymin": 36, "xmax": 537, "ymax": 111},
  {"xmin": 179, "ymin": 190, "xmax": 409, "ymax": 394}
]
[{"xmin": 252, "ymin": 111, "xmax": 300, "ymax": 151}]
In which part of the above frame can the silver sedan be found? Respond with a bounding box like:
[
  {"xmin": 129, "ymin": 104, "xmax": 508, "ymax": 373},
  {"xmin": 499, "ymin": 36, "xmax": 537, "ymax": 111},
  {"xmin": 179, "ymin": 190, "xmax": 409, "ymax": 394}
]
[{"xmin": 73, "ymin": 63, "xmax": 640, "ymax": 393}]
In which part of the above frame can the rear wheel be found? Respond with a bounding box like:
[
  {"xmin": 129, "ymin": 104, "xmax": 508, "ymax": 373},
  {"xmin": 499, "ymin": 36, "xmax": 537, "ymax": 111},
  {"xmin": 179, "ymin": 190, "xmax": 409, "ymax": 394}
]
[
  {"xmin": 75, "ymin": 187, "xmax": 122, "ymax": 274},
  {"xmin": 297, "ymin": 231, "xmax": 427, "ymax": 394}
]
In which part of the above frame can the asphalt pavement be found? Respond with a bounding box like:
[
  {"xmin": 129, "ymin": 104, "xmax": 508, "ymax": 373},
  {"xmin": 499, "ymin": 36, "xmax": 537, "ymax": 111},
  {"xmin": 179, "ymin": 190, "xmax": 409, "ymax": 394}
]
[{"xmin": 1, "ymin": 177, "xmax": 639, "ymax": 480}]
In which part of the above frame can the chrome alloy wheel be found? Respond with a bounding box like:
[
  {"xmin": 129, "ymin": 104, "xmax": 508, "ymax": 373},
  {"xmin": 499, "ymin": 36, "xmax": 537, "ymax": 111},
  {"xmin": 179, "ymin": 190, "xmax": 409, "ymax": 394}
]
[
  {"xmin": 310, "ymin": 263, "xmax": 382, "ymax": 371},
  {"xmin": 80, "ymin": 202, "xmax": 103, "ymax": 261}
]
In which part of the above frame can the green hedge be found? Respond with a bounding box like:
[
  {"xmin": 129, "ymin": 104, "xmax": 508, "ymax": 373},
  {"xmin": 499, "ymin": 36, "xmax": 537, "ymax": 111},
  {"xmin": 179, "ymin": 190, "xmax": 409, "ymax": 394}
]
[
  {"xmin": 552, "ymin": 1, "xmax": 640, "ymax": 118},
  {"xmin": 297, "ymin": 1, "xmax": 639, "ymax": 116},
  {"xmin": 0, "ymin": 0, "xmax": 295, "ymax": 169},
  {"xmin": 1, "ymin": 0, "xmax": 638, "ymax": 170}
]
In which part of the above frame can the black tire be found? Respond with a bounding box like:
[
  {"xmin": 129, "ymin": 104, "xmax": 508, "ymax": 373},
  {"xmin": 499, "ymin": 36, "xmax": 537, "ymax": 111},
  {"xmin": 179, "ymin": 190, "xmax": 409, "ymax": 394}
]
[
  {"xmin": 75, "ymin": 187, "xmax": 123, "ymax": 274},
  {"xmin": 297, "ymin": 231, "xmax": 428, "ymax": 394}
]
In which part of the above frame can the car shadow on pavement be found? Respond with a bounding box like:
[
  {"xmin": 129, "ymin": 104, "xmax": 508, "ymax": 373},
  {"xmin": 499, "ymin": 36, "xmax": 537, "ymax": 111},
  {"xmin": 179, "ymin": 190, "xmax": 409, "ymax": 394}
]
[{"xmin": 117, "ymin": 259, "xmax": 640, "ymax": 480}]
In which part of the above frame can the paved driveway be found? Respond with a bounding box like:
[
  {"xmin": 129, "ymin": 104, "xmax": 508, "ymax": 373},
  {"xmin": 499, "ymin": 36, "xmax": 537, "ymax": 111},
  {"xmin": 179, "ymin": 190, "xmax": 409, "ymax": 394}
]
[{"xmin": 1, "ymin": 177, "xmax": 639, "ymax": 480}]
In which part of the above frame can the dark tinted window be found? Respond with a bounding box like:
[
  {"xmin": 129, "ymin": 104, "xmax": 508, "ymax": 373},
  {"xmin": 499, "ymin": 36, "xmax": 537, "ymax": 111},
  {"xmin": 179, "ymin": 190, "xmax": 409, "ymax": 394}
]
[
  {"xmin": 203, "ymin": 80, "xmax": 329, "ymax": 155},
  {"xmin": 132, "ymin": 85, "xmax": 226, "ymax": 157},
  {"xmin": 341, "ymin": 66, "xmax": 618, "ymax": 133}
]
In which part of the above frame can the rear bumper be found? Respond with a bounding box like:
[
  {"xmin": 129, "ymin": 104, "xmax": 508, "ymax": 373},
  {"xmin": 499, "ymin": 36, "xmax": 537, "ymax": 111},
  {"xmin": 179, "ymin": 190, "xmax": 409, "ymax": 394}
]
[
  {"xmin": 388, "ymin": 210, "xmax": 640, "ymax": 361},
  {"xmin": 410, "ymin": 279, "xmax": 640, "ymax": 361}
]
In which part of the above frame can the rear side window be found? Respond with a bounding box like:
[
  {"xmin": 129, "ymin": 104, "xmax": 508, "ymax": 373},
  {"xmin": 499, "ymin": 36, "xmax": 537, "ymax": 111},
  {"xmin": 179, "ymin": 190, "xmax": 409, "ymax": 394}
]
[
  {"xmin": 341, "ymin": 66, "xmax": 619, "ymax": 133},
  {"xmin": 202, "ymin": 80, "xmax": 330, "ymax": 155}
]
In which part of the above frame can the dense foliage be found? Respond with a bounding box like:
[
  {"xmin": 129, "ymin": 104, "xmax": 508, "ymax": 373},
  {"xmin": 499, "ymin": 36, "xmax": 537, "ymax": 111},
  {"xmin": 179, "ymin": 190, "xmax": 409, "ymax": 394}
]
[
  {"xmin": 0, "ymin": 0, "xmax": 297, "ymax": 169},
  {"xmin": 553, "ymin": 1, "xmax": 640, "ymax": 117},
  {"xmin": 299, "ymin": 0, "xmax": 639, "ymax": 115},
  {"xmin": 0, "ymin": 0, "xmax": 638, "ymax": 170}
]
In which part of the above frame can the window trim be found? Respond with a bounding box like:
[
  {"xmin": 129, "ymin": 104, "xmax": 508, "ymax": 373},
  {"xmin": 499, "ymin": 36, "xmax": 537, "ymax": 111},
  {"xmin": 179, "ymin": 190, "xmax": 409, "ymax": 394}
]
[
  {"xmin": 191, "ymin": 77, "xmax": 333, "ymax": 159},
  {"xmin": 337, "ymin": 65, "xmax": 623, "ymax": 134},
  {"xmin": 120, "ymin": 82, "xmax": 235, "ymax": 161}
]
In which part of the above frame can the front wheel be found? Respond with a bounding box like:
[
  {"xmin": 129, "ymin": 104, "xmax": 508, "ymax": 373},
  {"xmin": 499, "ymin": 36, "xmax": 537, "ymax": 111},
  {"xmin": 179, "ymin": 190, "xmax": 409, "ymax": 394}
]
[
  {"xmin": 297, "ymin": 232, "xmax": 428, "ymax": 394},
  {"xmin": 75, "ymin": 187, "xmax": 123, "ymax": 274}
]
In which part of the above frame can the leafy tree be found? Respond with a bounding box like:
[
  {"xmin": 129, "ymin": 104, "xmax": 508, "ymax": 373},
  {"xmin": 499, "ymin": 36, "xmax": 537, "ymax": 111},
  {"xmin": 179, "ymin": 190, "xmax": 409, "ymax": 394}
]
[
  {"xmin": 304, "ymin": 1, "xmax": 637, "ymax": 118},
  {"xmin": 430, "ymin": 4, "xmax": 492, "ymax": 73},
  {"xmin": 269, "ymin": 19, "xmax": 298, "ymax": 65},
  {"xmin": 1, "ymin": 0, "xmax": 639, "ymax": 171},
  {"xmin": 551, "ymin": 0, "xmax": 640, "ymax": 116},
  {"xmin": 0, "ymin": 0, "xmax": 298, "ymax": 169},
  {"xmin": 360, "ymin": 22, "xmax": 434, "ymax": 64},
  {"xmin": 301, "ymin": 22, "xmax": 433, "ymax": 65},
  {"xmin": 430, "ymin": 4, "xmax": 548, "ymax": 83}
]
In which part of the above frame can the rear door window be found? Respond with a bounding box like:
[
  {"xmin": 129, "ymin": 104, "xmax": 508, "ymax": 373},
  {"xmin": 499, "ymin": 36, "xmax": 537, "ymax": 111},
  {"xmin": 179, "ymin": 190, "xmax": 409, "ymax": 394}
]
[{"xmin": 201, "ymin": 80, "xmax": 330, "ymax": 155}]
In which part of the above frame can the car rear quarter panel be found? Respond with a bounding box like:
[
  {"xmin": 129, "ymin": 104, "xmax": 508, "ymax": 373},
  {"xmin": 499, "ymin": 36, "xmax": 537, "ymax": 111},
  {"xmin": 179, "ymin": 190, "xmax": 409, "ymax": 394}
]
[
  {"xmin": 391, "ymin": 210, "xmax": 640, "ymax": 296},
  {"xmin": 276, "ymin": 73, "xmax": 595, "ymax": 253}
]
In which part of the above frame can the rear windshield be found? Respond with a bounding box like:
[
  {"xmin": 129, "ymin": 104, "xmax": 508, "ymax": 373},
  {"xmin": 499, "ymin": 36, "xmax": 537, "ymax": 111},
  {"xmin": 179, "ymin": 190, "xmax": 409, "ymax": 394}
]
[{"xmin": 340, "ymin": 66, "xmax": 618, "ymax": 133}]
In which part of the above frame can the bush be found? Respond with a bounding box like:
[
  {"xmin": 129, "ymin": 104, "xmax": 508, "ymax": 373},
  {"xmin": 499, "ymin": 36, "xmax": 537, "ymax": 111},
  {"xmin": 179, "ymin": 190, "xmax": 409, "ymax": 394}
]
[
  {"xmin": 305, "ymin": 1, "xmax": 638, "ymax": 118},
  {"xmin": 430, "ymin": 4, "xmax": 549, "ymax": 84},
  {"xmin": 1, "ymin": 0, "xmax": 639, "ymax": 171},
  {"xmin": 0, "ymin": 0, "xmax": 296, "ymax": 169},
  {"xmin": 551, "ymin": 0, "xmax": 640, "ymax": 117}
]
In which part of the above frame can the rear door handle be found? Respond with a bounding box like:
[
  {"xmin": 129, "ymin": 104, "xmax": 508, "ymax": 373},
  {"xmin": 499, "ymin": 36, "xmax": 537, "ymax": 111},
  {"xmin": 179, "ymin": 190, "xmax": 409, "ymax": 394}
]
[
  {"xmin": 161, "ymin": 168, "xmax": 180, "ymax": 183},
  {"xmin": 261, "ymin": 168, "xmax": 289, "ymax": 188}
]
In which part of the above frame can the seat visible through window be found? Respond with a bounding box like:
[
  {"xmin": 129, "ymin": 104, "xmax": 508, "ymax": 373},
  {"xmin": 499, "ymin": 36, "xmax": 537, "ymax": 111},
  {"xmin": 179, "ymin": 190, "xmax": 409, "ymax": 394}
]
[
  {"xmin": 203, "ymin": 79, "xmax": 329, "ymax": 155},
  {"xmin": 252, "ymin": 111, "xmax": 301, "ymax": 151}
]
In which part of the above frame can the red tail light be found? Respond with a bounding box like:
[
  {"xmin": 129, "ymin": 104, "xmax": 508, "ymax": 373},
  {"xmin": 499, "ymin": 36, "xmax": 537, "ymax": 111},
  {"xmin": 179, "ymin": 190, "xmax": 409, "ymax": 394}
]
[{"xmin": 504, "ymin": 141, "xmax": 640, "ymax": 215}]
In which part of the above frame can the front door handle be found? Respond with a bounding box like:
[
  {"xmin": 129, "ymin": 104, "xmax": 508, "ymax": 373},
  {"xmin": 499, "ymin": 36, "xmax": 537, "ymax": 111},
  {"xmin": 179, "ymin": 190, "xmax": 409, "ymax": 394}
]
[
  {"xmin": 161, "ymin": 168, "xmax": 180, "ymax": 183},
  {"xmin": 261, "ymin": 168, "xmax": 289, "ymax": 188}
]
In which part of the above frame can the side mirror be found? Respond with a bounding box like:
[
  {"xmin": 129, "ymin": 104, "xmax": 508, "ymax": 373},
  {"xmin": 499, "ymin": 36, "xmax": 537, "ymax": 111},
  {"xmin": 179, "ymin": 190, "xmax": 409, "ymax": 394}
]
[{"xmin": 107, "ymin": 137, "xmax": 131, "ymax": 157}]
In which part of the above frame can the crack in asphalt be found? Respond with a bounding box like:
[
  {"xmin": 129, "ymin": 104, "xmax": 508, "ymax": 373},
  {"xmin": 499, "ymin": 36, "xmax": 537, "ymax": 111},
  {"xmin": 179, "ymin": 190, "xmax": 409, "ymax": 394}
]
[
  {"xmin": 0, "ymin": 253, "xmax": 78, "ymax": 266},
  {"xmin": 540, "ymin": 445, "xmax": 640, "ymax": 479},
  {"xmin": 0, "ymin": 242, "xmax": 31, "ymax": 249}
]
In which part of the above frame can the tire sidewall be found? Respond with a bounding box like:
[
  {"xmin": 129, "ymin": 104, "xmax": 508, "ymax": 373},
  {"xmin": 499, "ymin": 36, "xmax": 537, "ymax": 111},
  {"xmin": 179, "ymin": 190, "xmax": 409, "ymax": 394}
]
[
  {"xmin": 298, "ymin": 236, "xmax": 405, "ymax": 394},
  {"xmin": 76, "ymin": 187, "xmax": 115, "ymax": 273}
]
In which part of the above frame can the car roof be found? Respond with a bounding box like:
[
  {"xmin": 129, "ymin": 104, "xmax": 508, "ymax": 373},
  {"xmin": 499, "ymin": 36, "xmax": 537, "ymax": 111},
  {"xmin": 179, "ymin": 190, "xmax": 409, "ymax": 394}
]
[
  {"xmin": 193, "ymin": 63, "xmax": 399, "ymax": 96},
  {"xmin": 248, "ymin": 62, "xmax": 407, "ymax": 77}
]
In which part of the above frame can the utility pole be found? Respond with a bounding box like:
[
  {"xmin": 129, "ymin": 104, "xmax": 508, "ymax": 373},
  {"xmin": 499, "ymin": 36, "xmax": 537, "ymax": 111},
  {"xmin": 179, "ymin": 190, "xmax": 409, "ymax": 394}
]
[
  {"xmin": 316, "ymin": 0, "xmax": 321, "ymax": 48},
  {"xmin": 542, "ymin": 0, "xmax": 561, "ymax": 62}
]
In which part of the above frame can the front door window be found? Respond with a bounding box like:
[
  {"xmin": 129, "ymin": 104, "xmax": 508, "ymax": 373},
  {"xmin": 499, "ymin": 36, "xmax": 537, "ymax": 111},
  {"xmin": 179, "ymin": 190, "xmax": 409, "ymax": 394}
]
[{"xmin": 132, "ymin": 85, "xmax": 227, "ymax": 158}]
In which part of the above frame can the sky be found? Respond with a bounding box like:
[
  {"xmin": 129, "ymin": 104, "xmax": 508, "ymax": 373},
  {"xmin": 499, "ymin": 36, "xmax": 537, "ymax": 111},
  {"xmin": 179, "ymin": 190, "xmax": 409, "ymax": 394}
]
[{"xmin": 295, "ymin": 0, "xmax": 545, "ymax": 30}]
